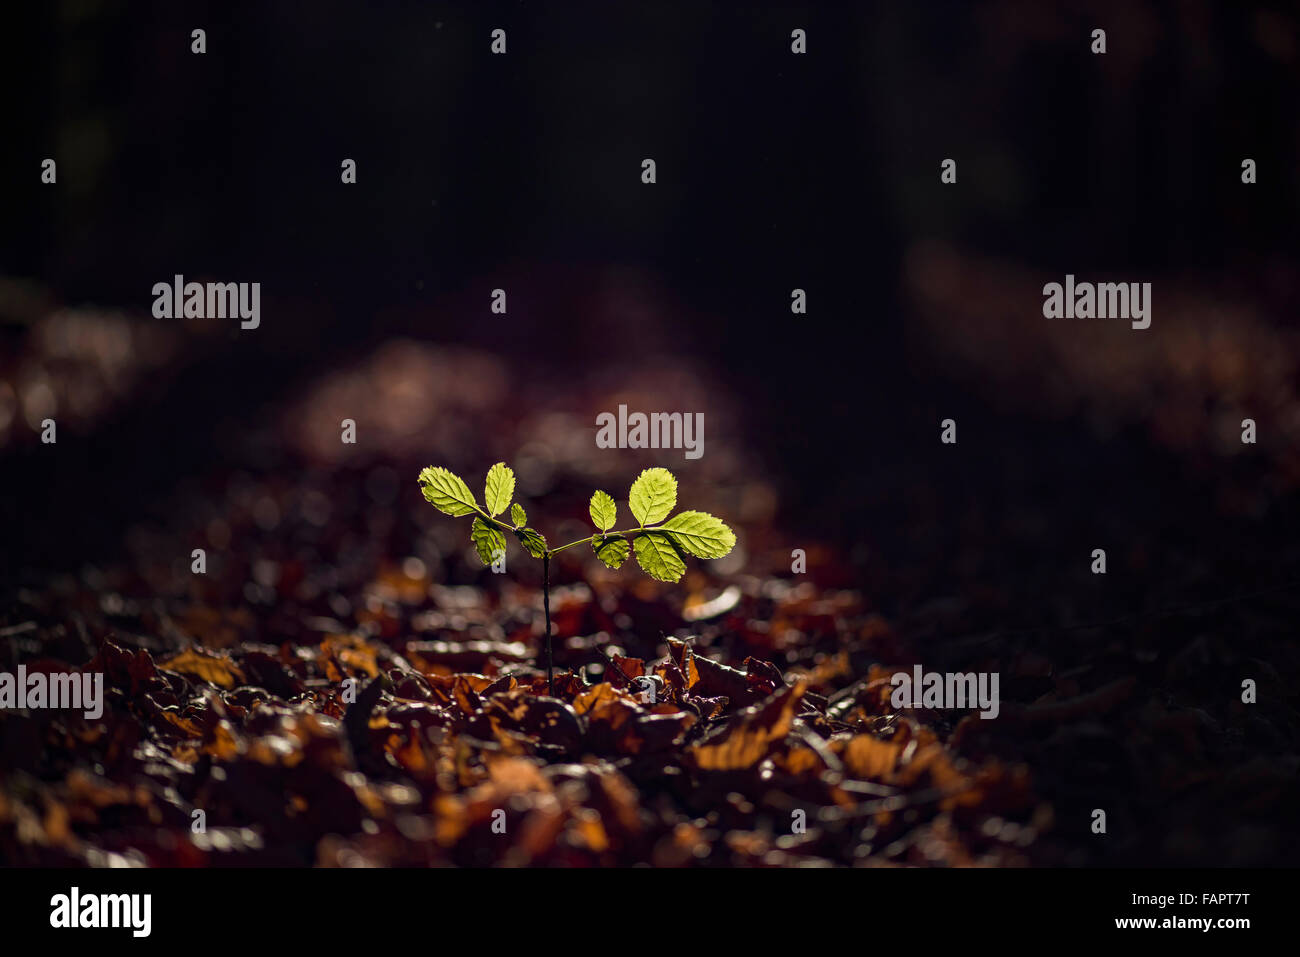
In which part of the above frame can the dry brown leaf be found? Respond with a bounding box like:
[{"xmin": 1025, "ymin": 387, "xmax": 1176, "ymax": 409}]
[
  {"xmin": 157, "ymin": 648, "xmax": 246, "ymax": 689},
  {"xmin": 690, "ymin": 681, "xmax": 806, "ymax": 771},
  {"xmin": 841, "ymin": 735, "xmax": 904, "ymax": 781}
]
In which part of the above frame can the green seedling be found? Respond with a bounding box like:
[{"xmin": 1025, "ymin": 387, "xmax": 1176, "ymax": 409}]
[{"xmin": 417, "ymin": 463, "xmax": 736, "ymax": 695}]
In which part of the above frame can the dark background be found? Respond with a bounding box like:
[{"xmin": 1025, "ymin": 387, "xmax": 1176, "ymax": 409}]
[
  {"xmin": 5, "ymin": 0, "xmax": 1297, "ymax": 548},
  {"xmin": 2, "ymin": 0, "xmax": 1299, "ymax": 865}
]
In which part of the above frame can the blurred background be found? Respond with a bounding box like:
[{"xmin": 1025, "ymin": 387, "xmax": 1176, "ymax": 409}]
[{"xmin": 2, "ymin": 0, "xmax": 1299, "ymax": 865}]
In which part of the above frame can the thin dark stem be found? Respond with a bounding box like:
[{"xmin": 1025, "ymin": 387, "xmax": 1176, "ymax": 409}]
[{"xmin": 542, "ymin": 552, "xmax": 553, "ymax": 696}]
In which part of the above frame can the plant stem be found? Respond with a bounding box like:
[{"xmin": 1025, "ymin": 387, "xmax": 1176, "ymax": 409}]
[
  {"xmin": 542, "ymin": 551, "xmax": 552, "ymax": 696},
  {"xmin": 471, "ymin": 506, "xmax": 642, "ymax": 555},
  {"xmin": 550, "ymin": 529, "xmax": 643, "ymax": 554},
  {"xmin": 468, "ymin": 505, "xmax": 644, "ymax": 695}
]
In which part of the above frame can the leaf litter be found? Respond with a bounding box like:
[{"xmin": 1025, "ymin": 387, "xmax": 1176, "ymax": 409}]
[{"xmin": 0, "ymin": 471, "xmax": 1042, "ymax": 867}]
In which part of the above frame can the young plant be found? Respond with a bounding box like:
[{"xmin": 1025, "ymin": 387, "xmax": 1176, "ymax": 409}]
[{"xmin": 417, "ymin": 463, "xmax": 736, "ymax": 695}]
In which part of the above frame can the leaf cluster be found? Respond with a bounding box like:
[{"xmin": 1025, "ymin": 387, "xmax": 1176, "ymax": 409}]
[{"xmin": 417, "ymin": 464, "xmax": 735, "ymax": 582}]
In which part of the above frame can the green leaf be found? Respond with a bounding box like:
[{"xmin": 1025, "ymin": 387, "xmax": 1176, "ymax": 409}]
[
  {"xmin": 660, "ymin": 511, "xmax": 736, "ymax": 559},
  {"xmin": 418, "ymin": 466, "xmax": 478, "ymax": 516},
  {"xmin": 628, "ymin": 468, "xmax": 677, "ymax": 526},
  {"xmin": 510, "ymin": 502, "xmax": 527, "ymax": 527},
  {"xmin": 471, "ymin": 517, "xmax": 506, "ymax": 565},
  {"xmin": 589, "ymin": 490, "xmax": 616, "ymax": 532},
  {"xmin": 513, "ymin": 526, "xmax": 548, "ymax": 559},
  {"xmin": 633, "ymin": 531, "xmax": 686, "ymax": 583},
  {"xmin": 592, "ymin": 534, "xmax": 629, "ymax": 569},
  {"xmin": 484, "ymin": 462, "xmax": 515, "ymax": 517}
]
